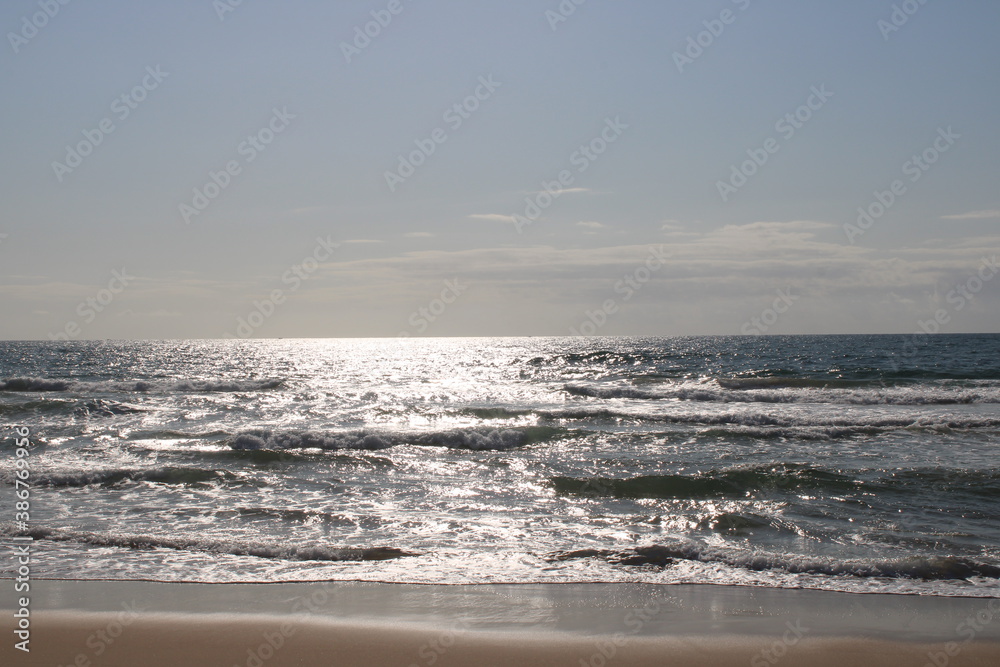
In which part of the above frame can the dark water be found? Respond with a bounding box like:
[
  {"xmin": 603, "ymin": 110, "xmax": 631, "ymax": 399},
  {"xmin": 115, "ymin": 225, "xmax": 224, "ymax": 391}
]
[{"xmin": 1, "ymin": 335, "xmax": 998, "ymax": 595}]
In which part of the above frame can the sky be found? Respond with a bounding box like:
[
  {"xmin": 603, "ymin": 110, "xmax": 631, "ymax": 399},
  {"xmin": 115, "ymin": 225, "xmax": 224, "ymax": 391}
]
[{"xmin": 1, "ymin": 0, "xmax": 999, "ymax": 339}]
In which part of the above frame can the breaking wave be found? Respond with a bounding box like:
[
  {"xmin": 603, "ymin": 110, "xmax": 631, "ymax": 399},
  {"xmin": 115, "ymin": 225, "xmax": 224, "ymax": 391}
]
[
  {"xmin": 457, "ymin": 405, "xmax": 1000, "ymax": 434},
  {"xmin": 230, "ymin": 425, "xmax": 569, "ymax": 451},
  {"xmin": 10, "ymin": 466, "xmax": 241, "ymax": 488},
  {"xmin": 563, "ymin": 380, "xmax": 1000, "ymax": 405},
  {"xmin": 0, "ymin": 377, "xmax": 284, "ymax": 393},
  {"xmin": 0, "ymin": 524, "xmax": 416, "ymax": 562},
  {"xmin": 551, "ymin": 464, "xmax": 1000, "ymax": 500},
  {"xmin": 545, "ymin": 543, "xmax": 1000, "ymax": 581}
]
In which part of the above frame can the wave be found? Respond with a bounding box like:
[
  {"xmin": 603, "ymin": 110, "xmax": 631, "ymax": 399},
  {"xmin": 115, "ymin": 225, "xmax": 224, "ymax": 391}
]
[
  {"xmin": 550, "ymin": 465, "xmax": 1000, "ymax": 501},
  {"xmin": 563, "ymin": 380, "xmax": 1000, "ymax": 405},
  {"xmin": 0, "ymin": 524, "xmax": 416, "ymax": 562},
  {"xmin": 73, "ymin": 399, "xmax": 143, "ymax": 417},
  {"xmin": 460, "ymin": 406, "xmax": 534, "ymax": 420},
  {"xmin": 223, "ymin": 507, "xmax": 386, "ymax": 529},
  {"xmin": 545, "ymin": 543, "xmax": 1000, "ymax": 581},
  {"xmin": 0, "ymin": 377, "xmax": 72, "ymax": 392},
  {"xmin": 696, "ymin": 511, "xmax": 795, "ymax": 534},
  {"xmin": 522, "ymin": 342, "xmax": 1000, "ymax": 383},
  {"xmin": 552, "ymin": 464, "xmax": 860, "ymax": 500},
  {"xmin": 231, "ymin": 425, "xmax": 570, "ymax": 452},
  {"xmin": 159, "ymin": 379, "xmax": 284, "ymax": 393},
  {"xmin": 0, "ymin": 398, "xmax": 141, "ymax": 421},
  {"xmin": 16, "ymin": 466, "xmax": 240, "ymax": 489},
  {"xmin": 693, "ymin": 425, "xmax": 887, "ymax": 440},
  {"xmin": 717, "ymin": 377, "xmax": 880, "ymax": 390},
  {"xmin": 0, "ymin": 398, "xmax": 77, "ymax": 416},
  {"xmin": 673, "ymin": 413, "xmax": 1000, "ymax": 432},
  {"xmin": 465, "ymin": 405, "xmax": 1000, "ymax": 433},
  {"xmin": 0, "ymin": 377, "xmax": 284, "ymax": 394},
  {"xmin": 125, "ymin": 428, "xmax": 232, "ymax": 441},
  {"xmin": 526, "ymin": 350, "xmax": 664, "ymax": 366}
]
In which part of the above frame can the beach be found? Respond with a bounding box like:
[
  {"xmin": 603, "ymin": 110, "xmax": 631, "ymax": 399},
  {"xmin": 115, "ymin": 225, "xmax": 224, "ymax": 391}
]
[{"xmin": 4, "ymin": 579, "xmax": 999, "ymax": 666}]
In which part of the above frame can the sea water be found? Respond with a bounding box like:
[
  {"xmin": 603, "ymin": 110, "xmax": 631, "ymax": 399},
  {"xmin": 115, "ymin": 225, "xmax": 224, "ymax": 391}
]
[{"xmin": 1, "ymin": 335, "xmax": 998, "ymax": 596}]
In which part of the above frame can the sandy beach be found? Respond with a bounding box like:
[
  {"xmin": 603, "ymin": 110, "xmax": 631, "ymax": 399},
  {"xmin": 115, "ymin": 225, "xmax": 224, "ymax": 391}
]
[{"xmin": 4, "ymin": 580, "xmax": 998, "ymax": 666}]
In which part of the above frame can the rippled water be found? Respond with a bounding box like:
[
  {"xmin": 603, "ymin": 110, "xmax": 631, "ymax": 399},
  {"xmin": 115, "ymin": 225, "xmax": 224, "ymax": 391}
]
[{"xmin": 1, "ymin": 335, "xmax": 998, "ymax": 595}]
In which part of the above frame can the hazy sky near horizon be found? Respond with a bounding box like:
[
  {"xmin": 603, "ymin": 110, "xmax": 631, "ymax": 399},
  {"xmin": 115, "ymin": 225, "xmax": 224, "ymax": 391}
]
[{"xmin": 2, "ymin": 0, "xmax": 999, "ymax": 339}]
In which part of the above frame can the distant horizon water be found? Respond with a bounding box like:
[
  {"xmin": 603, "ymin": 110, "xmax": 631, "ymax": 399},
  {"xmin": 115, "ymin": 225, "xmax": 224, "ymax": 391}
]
[{"xmin": 10, "ymin": 331, "xmax": 1000, "ymax": 341}]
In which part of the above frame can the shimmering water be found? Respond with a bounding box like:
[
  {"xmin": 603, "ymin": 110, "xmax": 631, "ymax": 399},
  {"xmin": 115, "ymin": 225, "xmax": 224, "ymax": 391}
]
[{"xmin": 2, "ymin": 335, "xmax": 999, "ymax": 595}]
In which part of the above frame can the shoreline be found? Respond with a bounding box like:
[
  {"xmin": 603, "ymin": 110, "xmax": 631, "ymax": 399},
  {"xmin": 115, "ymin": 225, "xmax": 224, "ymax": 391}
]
[{"xmin": 3, "ymin": 579, "xmax": 999, "ymax": 666}]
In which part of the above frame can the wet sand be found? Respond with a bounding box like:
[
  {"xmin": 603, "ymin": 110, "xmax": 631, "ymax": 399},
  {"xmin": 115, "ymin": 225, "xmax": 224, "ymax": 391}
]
[{"xmin": 3, "ymin": 579, "xmax": 998, "ymax": 666}]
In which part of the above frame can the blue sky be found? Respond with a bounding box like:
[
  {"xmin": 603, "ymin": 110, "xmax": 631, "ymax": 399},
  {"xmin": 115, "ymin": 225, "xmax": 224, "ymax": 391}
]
[{"xmin": 2, "ymin": 0, "xmax": 999, "ymax": 339}]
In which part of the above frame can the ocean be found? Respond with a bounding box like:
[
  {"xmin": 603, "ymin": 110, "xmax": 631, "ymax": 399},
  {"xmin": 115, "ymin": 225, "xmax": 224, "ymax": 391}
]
[{"xmin": 2, "ymin": 335, "xmax": 999, "ymax": 597}]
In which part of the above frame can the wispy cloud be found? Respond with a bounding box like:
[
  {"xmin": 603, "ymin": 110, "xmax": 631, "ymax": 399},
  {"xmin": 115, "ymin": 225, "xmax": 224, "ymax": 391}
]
[
  {"xmin": 531, "ymin": 187, "xmax": 590, "ymax": 196},
  {"xmin": 8, "ymin": 220, "xmax": 998, "ymax": 337},
  {"xmin": 342, "ymin": 239, "xmax": 383, "ymax": 244},
  {"xmin": 661, "ymin": 220, "xmax": 685, "ymax": 232},
  {"xmin": 286, "ymin": 206, "xmax": 331, "ymax": 215},
  {"xmin": 941, "ymin": 210, "xmax": 1000, "ymax": 220},
  {"xmin": 576, "ymin": 221, "xmax": 606, "ymax": 230},
  {"xmin": 468, "ymin": 213, "xmax": 516, "ymax": 223},
  {"xmin": 312, "ymin": 220, "xmax": 996, "ymax": 299}
]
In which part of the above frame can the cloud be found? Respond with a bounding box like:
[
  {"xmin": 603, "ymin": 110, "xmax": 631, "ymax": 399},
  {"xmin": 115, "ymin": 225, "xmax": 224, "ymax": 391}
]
[
  {"xmin": 6, "ymin": 220, "xmax": 998, "ymax": 338},
  {"xmin": 941, "ymin": 210, "xmax": 1000, "ymax": 220},
  {"xmin": 469, "ymin": 190, "xmax": 592, "ymax": 225},
  {"xmin": 468, "ymin": 213, "xmax": 516, "ymax": 223},
  {"xmin": 533, "ymin": 187, "xmax": 590, "ymax": 196},
  {"xmin": 341, "ymin": 239, "xmax": 383, "ymax": 244},
  {"xmin": 328, "ymin": 221, "xmax": 997, "ymax": 309},
  {"xmin": 576, "ymin": 221, "xmax": 606, "ymax": 229},
  {"xmin": 286, "ymin": 206, "xmax": 331, "ymax": 215},
  {"xmin": 311, "ymin": 221, "xmax": 859, "ymax": 293}
]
